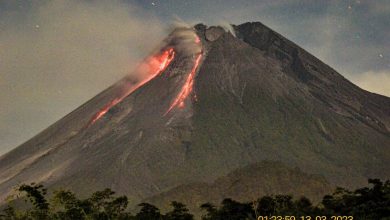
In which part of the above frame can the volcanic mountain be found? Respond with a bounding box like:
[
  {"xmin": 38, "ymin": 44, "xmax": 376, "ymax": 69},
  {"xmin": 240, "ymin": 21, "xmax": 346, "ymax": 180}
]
[{"xmin": 1, "ymin": 22, "xmax": 389, "ymax": 211}]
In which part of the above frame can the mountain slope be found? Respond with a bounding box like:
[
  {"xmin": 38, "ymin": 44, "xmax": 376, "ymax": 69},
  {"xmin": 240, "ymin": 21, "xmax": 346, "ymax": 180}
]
[
  {"xmin": 143, "ymin": 161, "xmax": 332, "ymax": 215},
  {"xmin": 0, "ymin": 22, "xmax": 389, "ymax": 208},
  {"xmin": 186, "ymin": 24, "xmax": 390, "ymax": 188}
]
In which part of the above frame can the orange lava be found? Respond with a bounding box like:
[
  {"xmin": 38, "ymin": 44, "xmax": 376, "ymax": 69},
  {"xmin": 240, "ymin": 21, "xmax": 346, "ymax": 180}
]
[
  {"xmin": 165, "ymin": 52, "xmax": 202, "ymax": 114},
  {"xmin": 88, "ymin": 48, "xmax": 175, "ymax": 125},
  {"xmin": 195, "ymin": 35, "xmax": 201, "ymax": 44},
  {"xmin": 89, "ymin": 98, "xmax": 121, "ymax": 124}
]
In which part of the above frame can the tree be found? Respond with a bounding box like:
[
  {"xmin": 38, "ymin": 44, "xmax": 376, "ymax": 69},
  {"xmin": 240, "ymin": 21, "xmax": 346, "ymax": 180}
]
[
  {"xmin": 322, "ymin": 179, "xmax": 390, "ymax": 219},
  {"xmin": 18, "ymin": 183, "xmax": 50, "ymax": 219},
  {"xmin": 105, "ymin": 196, "xmax": 129, "ymax": 219},
  {"xmin": 135, "ymin": 203, "xmax": 162, "ymax": 220},
  {"xmin": 256, "ymin": 196, "xmax": 276, "ymax": 216},
  {"xmin": 293, "ymin": 196, "xmax": 315, "ymax": 216},
  {"xmin": 165, "ymin": 201, "xmax": 193, "ymax": 220},
  {"xmin": 200, "ymin": 202, "xmax": 218, "ymax": 220},
  {"xmin": 273, "ymin": 195, "xmax": 294, "ymax": 215},
  {"xmin": 0, "ymin": 206, "xmax": 17, "ymax": 220},
  {"xmin": 200, "ymin": 198, "xmax": 254, "ymax": 220},
  {"xmin": 51, "ymin": 189, "xmax": 87, "ymax": 219},
  {"xmin": 1, "ymin": 179, "xmax": 389, "ymax": 220}
]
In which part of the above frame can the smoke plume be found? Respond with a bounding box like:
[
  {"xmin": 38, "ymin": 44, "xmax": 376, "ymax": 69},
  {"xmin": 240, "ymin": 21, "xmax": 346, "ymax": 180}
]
[
  {"xmin": 164, "ymin": 20, "xmax": 202, "ymax": 56},
  {"xmin": 0, "ymin": 0, "xmax": 167, "ymax": 155},
  {"xmin": 219, "ymin": 21, "xmax": 237, "ymax": 37}
]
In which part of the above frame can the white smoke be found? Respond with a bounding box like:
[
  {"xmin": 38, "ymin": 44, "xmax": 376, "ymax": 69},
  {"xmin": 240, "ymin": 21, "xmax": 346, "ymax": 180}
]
[
  {"xmin": 164, "ymin": 19, "xmax": 202, "ymax": 56},
  {"xmin": 219, "ymin": 21, "xmax": 237, "ymax": 37}
]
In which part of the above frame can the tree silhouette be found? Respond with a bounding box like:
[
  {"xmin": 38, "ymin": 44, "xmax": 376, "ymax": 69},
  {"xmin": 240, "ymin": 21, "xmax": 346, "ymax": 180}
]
[
  {"xmin": 165, "ymin": 201, "xmax": 193, "ymax": 220},
  {"xmin": 322, "ymin": 179, "xmax": 390, "ymax": 219},
  {"xmin": 256, "ymin": 196, "xmax": 276, "ymax": 216},
  {"xmin": 1, "ymin": 179, "xmax": 389, "ymax": 220},
  {"xmin": 135, "ymin": 203, "xmax": 162, "ymax": 220},
  {"xmin": 18, "ymin": 183, "xmax": 50, "ymax": 219},
  {"xmin": 200, "ymin": 198, "xmax": 254, "ymax": 220},
  {"xmin": 200, "ymin": 202, "xmax": 218, "ymax": 220}
]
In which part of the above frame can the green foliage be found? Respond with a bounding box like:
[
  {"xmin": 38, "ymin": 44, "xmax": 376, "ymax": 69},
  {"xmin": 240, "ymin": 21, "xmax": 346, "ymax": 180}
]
[
  {"xmin": 322, "ymin": 179, "xmax": 390, "ymax": 219},
  {"xmin": 18, "ymin": 183, "xmax": 50, "ymax": 219},
  {"xmin": 135, "ymin": 203, "xmax": 161, "ymax": 220},
  {"xmin": 200, "ymin": 179, "xmax": 390, "ymax": 220},
  {"xmin": 19, "ymin": 183, "xmax": 49, "ymax": 211},
  {"xmin": 1, "ymin": 179, "xmax": 389, "ymax": 220},
  {"xmin": 199, "ymin": 203, "xmax": 217, "ymax": 219},
  {"xmin": 0, "ymin": 185, "xmax": 134, "ymax": 220},
  {"xmin": 51, "ymin": 189, "xmax": 86, "ymax": 219},
  {"xmin": 0, "ymin": 206, "xmax": 17, "ymax": 220},
  {"xmin": 201, "ymin": 198, "xmax": 254, "ymax": 220},
  {"xmin": 165, "ymin": 201, "xmax": 193, "ymax": 220}
]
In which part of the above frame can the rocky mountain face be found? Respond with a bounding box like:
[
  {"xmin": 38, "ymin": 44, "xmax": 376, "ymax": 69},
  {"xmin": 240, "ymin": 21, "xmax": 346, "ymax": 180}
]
[
  {"xmin": 143, "ymin": 161, "xmax": 332, "ymax": 215},
  {"xmin": 0, "ymin": 22, "xmax": 389, "ymax": 212}
]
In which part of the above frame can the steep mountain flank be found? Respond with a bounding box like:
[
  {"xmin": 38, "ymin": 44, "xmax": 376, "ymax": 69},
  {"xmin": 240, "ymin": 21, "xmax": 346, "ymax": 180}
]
[{"xmin": 0, "ymin": 22, "xmax": 389, "ymax": 209}]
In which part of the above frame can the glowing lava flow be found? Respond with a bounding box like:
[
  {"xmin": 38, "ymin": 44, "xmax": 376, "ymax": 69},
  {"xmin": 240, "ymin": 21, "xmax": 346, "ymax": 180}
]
[
  {"xmin": 88, "ymin": 48, "xmax": 175, "ymax": 125},
  {"xmin": 195, "ymin": 35, "xmax": 201, "ymax": 44},
  {"xmin": 165, "ymin": 52, "xmax": 203, "ymax": 114}
]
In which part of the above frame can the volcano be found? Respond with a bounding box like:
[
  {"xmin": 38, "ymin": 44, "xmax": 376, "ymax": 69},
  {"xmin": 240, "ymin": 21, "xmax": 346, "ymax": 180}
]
[{"xmin": 1, "ymin": 22, "xmax": 389, "ymax": 212}]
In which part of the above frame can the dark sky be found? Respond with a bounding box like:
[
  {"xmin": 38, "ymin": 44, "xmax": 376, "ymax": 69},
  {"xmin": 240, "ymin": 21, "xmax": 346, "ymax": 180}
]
[{"xmin": 0, "ymin": 0, "xmax": 389, "ymax": 155}]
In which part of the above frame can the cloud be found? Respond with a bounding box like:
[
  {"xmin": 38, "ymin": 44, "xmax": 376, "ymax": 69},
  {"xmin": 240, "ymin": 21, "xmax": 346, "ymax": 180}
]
[
  {"xmin": 0, "ymin": 0, "xmax": 167, "ymax": 155},
  {"xmin": 348, "ymin": 71, "xmax": 390, "ymax": 97}
]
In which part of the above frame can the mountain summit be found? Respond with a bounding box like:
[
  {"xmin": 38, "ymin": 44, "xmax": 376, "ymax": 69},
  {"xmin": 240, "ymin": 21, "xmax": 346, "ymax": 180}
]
[{"xmin": 1, "ymin": 22, "xmax": 389, "ymax": 210}]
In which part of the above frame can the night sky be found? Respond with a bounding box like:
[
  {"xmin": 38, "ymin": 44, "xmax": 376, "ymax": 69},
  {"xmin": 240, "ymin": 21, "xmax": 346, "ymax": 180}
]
[{"xmin": 1, "ymin": 0, "xmax": 389, "ymax": 155}]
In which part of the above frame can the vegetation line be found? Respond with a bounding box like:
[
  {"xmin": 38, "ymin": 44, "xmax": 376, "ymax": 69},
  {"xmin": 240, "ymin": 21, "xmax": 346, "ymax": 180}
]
[{"xmin": 0, "ymin": 179, "xmax": 389, "ymax": 220}]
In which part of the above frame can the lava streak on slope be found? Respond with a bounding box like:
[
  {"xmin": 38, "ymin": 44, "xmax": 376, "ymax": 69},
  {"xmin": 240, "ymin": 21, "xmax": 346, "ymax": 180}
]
[
  {"xmin": 88, "ymin": 48, "xmax": 175, "ymax": 126},
  {"xmin": 166, "ymin": 52, "xmax": 203, "ymax": 114}
]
